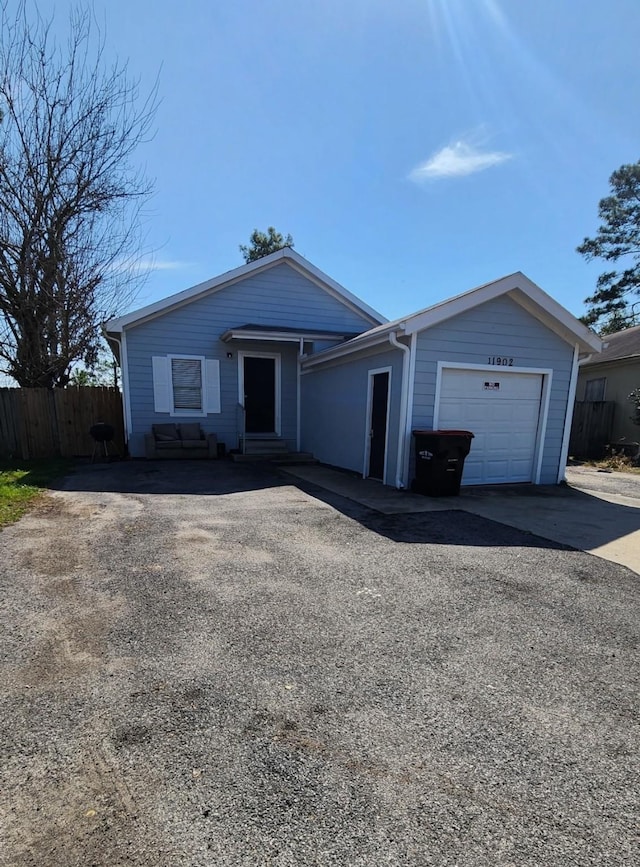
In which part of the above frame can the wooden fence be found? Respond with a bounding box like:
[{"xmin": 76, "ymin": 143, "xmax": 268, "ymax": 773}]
[
  {"xmin": 569, "ymin": 401, "xmax": 615, "ymax": 459},
  {"xmin": 0, "ymin": 387, "xmax": 125, "ymax": 459}
]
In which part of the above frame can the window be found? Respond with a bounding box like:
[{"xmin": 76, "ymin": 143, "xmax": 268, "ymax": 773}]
[
  {"xmin": 171, "ymin": 357, "xmax": 202, "ymax": 411},
  {"xmin": 152, "ymin": 355, "xmax": 221, "ymax": 415},
  {"xmin": 585, "ymin": 377, "xmax": 606, "ymax": 401}
]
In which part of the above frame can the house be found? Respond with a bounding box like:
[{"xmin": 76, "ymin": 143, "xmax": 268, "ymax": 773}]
[
  {"xmin": 104, "ymin": 249, "xmax": 384, "ymax": 460},
  {"xmin": 105, "ymin": 249, "xmax": 602, "ymax": 488},
  {"xmin": 576, "ymin": 324, "xmax": 640, "ymax": 444}
]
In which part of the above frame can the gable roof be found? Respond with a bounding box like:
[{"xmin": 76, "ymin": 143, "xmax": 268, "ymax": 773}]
[
  {"xmin": 580, "ymin": 323, "xmax": 640, "ymax": 367},
  {"xmin": 104, "ymin": 248, "xmax": 386, "ymax": 333},
  {"xmin": 302, "ymin": 271, "xmax": 602, "ymax": 369}
]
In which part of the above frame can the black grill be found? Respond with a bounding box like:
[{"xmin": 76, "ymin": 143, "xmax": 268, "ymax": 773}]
[
  {"xmin": 89, "ymin": 422, "xmax": 119, "ymax": 461},
  {"xmin": 90, "ymin": 422, "xmax": 115, "ymax": 443}
]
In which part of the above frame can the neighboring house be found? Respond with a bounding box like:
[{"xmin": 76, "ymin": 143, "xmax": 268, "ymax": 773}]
[
  {"xmin": 576, "ymin": 324, "xmax": 640, "ymax": 444},
  {"xmin": 105, "ymin": 249, "xmax": 601, "ymax": 488}
]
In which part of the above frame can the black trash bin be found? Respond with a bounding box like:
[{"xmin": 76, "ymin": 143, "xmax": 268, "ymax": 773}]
[{"xmin": 411, "ymin": 430, "xmax": 474, "ymax": 496}]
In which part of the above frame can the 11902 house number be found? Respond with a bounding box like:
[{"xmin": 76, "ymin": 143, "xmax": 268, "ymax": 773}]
[{"xmin": 488, "ymin": 356, "xmax": 514, "ymax": 366}]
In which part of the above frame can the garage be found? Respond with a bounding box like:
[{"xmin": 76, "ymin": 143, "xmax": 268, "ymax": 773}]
[
  {"xmin": 301, "ymin": 272, "xmax": 603, "ymax": 489},
  {"xmin": 435, "ymin": 365, "xmax": 549, "ymax": 485}
]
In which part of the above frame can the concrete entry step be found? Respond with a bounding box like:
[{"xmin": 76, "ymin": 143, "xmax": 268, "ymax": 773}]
[
  {"xmin": 240, "ymin": 437, "xmax": 289, "ymax": 454},
  {"xmin": 232, "ymin": 451, "xmax": 317, "ymax": 464}
]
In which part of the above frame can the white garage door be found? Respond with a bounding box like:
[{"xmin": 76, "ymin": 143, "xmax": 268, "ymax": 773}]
[{"xmin": 437, "ymin": 368, "xmax": 544, "ymax": 485}]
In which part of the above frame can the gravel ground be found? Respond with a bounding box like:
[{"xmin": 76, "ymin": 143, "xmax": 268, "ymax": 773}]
[
  {"xmin": 566, "ymin": 465, "xmax": 640, "ymax": 500},
  {"xmin": 0, "ymin": 460, "xmax": 638, "ymax": 866}
]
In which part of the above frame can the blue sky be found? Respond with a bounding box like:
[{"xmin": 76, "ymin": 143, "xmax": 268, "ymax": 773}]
[{"xmin": 43, "ymin": 0, "xmax": 640, "ymax": 321}]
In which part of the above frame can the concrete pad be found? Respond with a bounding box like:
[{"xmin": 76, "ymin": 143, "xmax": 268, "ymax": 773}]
[
  {"xmin": 283, "ymin": 465, "xmax": 640, "ymax": 575},
  {"xmin": 285, "ymin": 464, "xmax": 454, "ymax": 513}
]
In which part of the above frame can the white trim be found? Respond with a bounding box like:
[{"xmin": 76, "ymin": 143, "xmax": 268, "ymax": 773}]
[
  {"xmin": 387, "ymin": 332, "xmax": 410, "ymax": 488},
  {"xmin": 120, "ymin": 331, "xmax": 132, "ymax": 439},
  {"xmin": 105, "ymin": 248, "xmax": 385, "ymax": 333},
  {"xmin": 301, "ymin": 330, "xmax": 398, "ymax": 369},
  {"xmin": 296, "ymin": 338, "xmax": 303, "ymax": 452},
  {"xmin": 284, "ymin": 258, "xmax": 384, "ymax": 325},
  {"xmin": 300, "ymin": 271, "xmax": 602, "ymax": 371},
  {"xmin": 534, "ymin": 374, "xmax": 552, "ymax": 484},
  {"xmin": 432, "ymin": 363, "xmax": 444, "ymax": 432},
  {"xmin": 507, "ymin": 288, "xmax": 601, "ymax": 355},
  {"xmin": 238, "ymin": 351, "xmax": 282, "ymax": 436},
  {"xmin": 363, "ymin": 366, "xmax": 392, "ymax": 485},
  {"xmin": 402, "ymin": 274, "xmax": 601, "ymax": 353},
  {"xmin": 433, "ymin": 360, "xmax": 553, "ymax": 380},
  {"xmin": 167, "ymin": 354, "xmax": 207, "ymax": 417},
  {"xmin": 221, "ymin": 328, "xmax": 354, "ymax": 343},
  {"xmin": 152, "ymin": 355, "xmax": 172, "ymax": 413},
  {"xmin": 557, "ymin": 343, "xmax": 581, "ymax": 483},
  {"xmin": 204, "ymin": 359, "xmax": 222, "ymax": 414},
  {"xmin": 433, "ymin": 362, "xmax": 553, "ymax": 485},
  {"xmin": 402, "ymin": 332, "xmax": 418, "ymax": 489}
]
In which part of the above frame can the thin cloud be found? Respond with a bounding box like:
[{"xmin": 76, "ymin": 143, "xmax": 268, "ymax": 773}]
[
  {"xmin": 111, "ymin": 257, "xmax": 192, "ymax": 275},
  {"xmin": 409, "ymin": 138, "xmax": 512, "ymax": 182}
]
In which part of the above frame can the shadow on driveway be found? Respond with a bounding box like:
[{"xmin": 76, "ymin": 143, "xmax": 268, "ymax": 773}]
[{"xmin": 58, "ymin": 458, "xmax": 574, "ymax": 554}]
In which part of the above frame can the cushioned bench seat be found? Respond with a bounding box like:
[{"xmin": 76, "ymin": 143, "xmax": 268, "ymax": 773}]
[{"xmin": 145, "ymin": 423, "xmax": 218, "ymax": 459}]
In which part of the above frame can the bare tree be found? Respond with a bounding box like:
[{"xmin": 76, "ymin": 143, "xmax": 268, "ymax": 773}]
[{"xmin": 0, "ymin": 2, "xmax": 156, "ymax": 387}]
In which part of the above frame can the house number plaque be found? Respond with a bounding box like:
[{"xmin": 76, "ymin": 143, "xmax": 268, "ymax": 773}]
[{"xmin": 487, "ymin": 356, "xmax": 514, "ymax": 366}]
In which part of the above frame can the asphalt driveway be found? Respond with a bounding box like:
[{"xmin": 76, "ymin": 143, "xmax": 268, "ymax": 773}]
[
  {"xmin": 0, "ymin": 460, "xmax": 638, "ymax": 866},
  {"xmin": 283, "ymin": 464, "xmax": 640, "ymax": 574}
]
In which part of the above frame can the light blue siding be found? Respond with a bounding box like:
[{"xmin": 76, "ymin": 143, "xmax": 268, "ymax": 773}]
[
  {"xmin": 124, "ymin": 262, "xmax": 375, "ymax": 455},
  {"xmin": 411, "ymin": 295, "xmax": 574, "ymax": 484},
  {"xmin": 301, "ymin": 347, "xmax": 405, "ymax": 484}
]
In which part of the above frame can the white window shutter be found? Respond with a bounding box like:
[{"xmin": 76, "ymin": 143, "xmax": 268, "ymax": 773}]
[
  {"xmin": 152, "ymin": 356, "xmax": 172, "ymax": 413},
  {"xmin": 204, "ymin": 359, "xmax": 221, "ymax": 414}
]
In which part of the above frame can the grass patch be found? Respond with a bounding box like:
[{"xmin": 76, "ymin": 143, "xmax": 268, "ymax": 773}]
[{"xmin": 0, "ymin": 458, "xmax": 73, "ymax": 529}]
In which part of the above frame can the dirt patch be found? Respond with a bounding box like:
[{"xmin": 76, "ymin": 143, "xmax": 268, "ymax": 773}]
[{"xmin": 1, "ymin": 462, "xmax": 638, "ymax": 866}]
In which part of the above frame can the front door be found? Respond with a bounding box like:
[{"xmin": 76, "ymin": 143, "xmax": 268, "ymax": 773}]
[
  {"xmin": 243, "ymin": 356, "xmax": 276, "ymax": 433},
  {"xmin": 367, "ymin": 370, "xmax": 390, "ymax": 480}
]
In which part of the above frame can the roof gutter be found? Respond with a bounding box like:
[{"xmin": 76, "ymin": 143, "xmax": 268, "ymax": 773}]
[
  {"xmin": 388, "ymin": 330, "xmax": 411, "ymax": 489},
  {"xmin": 301, "ymin": 329, "xmax": 395, "ymax": 370}
]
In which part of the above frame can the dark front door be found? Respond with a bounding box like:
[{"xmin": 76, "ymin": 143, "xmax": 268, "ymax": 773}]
[
  {"xmin": 368, "ymin": 371, "xmax": 389, "ymax": 480},
  {"xmin": 244, "ymin": 356, "xmax": 276, "ymax": 433}
]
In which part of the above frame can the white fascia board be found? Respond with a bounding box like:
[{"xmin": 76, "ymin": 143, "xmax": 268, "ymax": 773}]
[
  {"xmin": 301, "ymin": 327, "xmax": 404, "ymax": 370},
  {"xmin": 104, "ymin": 254, "xmax": 285, "ymax": 332},
  {"xmin": 220, "ymin": 328, "xmax": 355, "ymax": 343},
  {"xmin": 120, "ymin": 330, "xmax": 133, "ymax": 438},
  {"xmin": 104, "ymin": 247, "xmax": 385, "ymax": 333},
  {"xmin": 507, "ymin": 284, "xmax": 602, "ymax": 354},
  {"xmin": 285, "ymin": 254, "xmax": 386, "ymax": 325},
  {"xmin": 557, "ymin": 343, "xmax": 580, "ymax": 483},
  {"xmin": 402, "ymin": 272, "xmax": 603, "ymax": 354}
]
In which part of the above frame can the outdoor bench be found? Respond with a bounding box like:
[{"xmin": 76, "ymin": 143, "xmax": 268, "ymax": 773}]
[{"xmin": 144, "ymin": 422, "xmax": 218, "ymax": 459}]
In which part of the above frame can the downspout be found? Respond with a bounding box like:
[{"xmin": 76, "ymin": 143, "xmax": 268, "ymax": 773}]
[
  {"xmin": 557, "ymin": 342, "xmax": 580, "ymax": 483},
  {"xmin": 296, "ymin": 337, "xmax": 303, "ymax": 452},
  {"xmin": 103, "ymin": 328, "xmax": 130, "ymax": 447},
  {"xmin": 388, "ymin": 330, "xmax": 410, "ymax": 489}
]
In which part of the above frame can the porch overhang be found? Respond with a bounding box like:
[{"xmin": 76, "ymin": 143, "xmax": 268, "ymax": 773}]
[{"xmin": 220, "ymin": 324, "xmax": 360, "ymax": 344}]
